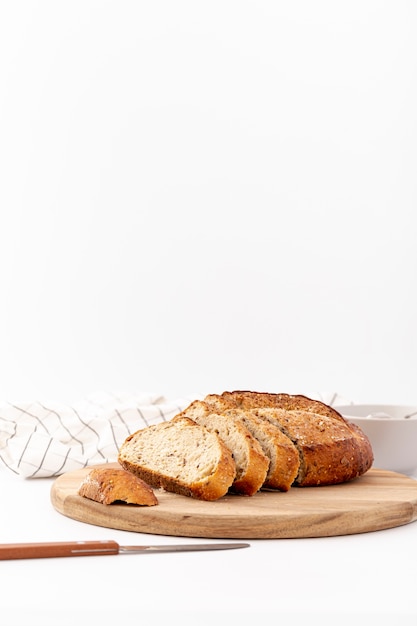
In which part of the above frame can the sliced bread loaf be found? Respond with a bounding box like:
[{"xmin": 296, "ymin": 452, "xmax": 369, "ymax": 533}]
[
  {"xmin": 202, "ymin": 391, "xmax": 373, "ymax": 487},
  {"xmin": 118, "ymin": 417, "xmax": 236, "ymax": 501}
]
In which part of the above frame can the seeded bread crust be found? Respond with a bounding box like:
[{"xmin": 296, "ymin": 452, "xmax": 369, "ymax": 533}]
[
  {"xmin": 202, "ymin": 391, "xmax": 373, "ymax": 487},
  {"xmin": 78, "ymin": 467, "xmax": 158, "ymax": 506},
  {"xmin": 118, "ymin": 417, "xmax": 236, "ymax": 501},
  {"xmin": 205, "ymin": 391, "xmax": 346, "ymax": 422}
]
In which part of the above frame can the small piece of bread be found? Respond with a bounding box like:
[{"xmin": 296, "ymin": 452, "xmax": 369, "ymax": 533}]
[
  {"xmin": 78, "ymin": 467, "xmax": 158, "ymax": 506},
  {"xmin": 118, "ymin": 417, "xmax": 236, "ymax": 501},
  {"xmin": 174, "ymin": 404, "xmax": 270, "ymax": 496}
]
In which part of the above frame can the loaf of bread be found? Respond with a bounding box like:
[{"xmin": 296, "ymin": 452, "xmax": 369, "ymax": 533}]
[
  {"xmin": 117, "ymin": 391, "xmax": 374, "ymax": 501},
  {"xmin": 198, "ymin": 391, "xmax": 374, "ymax": 487},
  {"xmin": 118, "ymin": 417, "xmax": 236, "ymax": 501},
  {"xmin": 78, "ymin": 467, "xmax": 158, "ymax": 505}
]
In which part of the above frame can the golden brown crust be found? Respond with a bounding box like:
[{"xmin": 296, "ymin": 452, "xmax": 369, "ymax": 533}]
[
  {"xmin": 205, "ymin": 391, "xmax": 346, "ymax": 422},
  {"xmin": 78, "ymin": 467, "xmax": 158, "ymax": 505}
]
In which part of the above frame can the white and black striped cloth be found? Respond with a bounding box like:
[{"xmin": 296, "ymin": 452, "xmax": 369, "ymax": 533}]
[
  {"xmin": 0, "ymin": 390, "xmax": 350, "ymax": 479},
  {"xmin": 0, "ymin": 392, "xmax": 195, "ymax": 478}
]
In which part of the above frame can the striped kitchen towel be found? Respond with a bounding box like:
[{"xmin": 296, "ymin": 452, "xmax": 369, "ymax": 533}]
[{"xmin": 0, "ymin": 391, "xmax": 196, "ymax": 478}]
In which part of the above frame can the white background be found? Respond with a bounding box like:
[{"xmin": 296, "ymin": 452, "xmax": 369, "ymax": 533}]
[{"xmin": 0, "ymin": 1, "xmax": 416, "ymax": 405}]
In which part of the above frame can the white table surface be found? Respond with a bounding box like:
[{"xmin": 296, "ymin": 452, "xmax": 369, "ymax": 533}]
[{"xmin": 2, "ymin": 466, "xmax": 417, "ymax": 626}]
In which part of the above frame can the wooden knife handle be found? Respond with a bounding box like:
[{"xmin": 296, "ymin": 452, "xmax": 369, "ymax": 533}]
[{"xmin": 0, "ymin": 540, "xmax": 120, "ymax": 560}]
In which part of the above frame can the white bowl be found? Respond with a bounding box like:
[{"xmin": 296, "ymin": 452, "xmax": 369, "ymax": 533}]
[{"xmin": 335, "ymin": 404, "xmax": 417, "ymax": 476}]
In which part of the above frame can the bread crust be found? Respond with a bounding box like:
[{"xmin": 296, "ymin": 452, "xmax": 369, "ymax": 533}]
[
  {"xmin": 78, "ymin": 467, "xmax": 158, "ymax": 505},
  {"xmin": 118, "ymin": 417, "xmax": 236, "ymax": 501},
  {"xmin": 205, "ymin": 391, "xmax": 346, "ymax": 422}
]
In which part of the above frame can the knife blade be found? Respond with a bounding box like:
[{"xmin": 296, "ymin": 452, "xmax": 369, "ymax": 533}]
[{"xmin": 0, "ymin": 540, "xmax": 250, "ymax": 560}]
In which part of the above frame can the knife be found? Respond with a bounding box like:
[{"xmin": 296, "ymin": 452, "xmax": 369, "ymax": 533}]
[{"xmin": 0, "ymin": 540, "xmax": 250, "ymax": 560}]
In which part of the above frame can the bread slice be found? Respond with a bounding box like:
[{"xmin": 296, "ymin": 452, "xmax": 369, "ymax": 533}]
[
  {"xmin": 118, "ymin": 417, "xmax": 236, "ymax": 501},
  {"xmin": 222, "ymin": 409, "xmax": 299, "ymax": 491},
  {"xmin": 179, "ymin": 400, "xmax": 299, "ymax": 492},
  {"xmin": 202, "ymin": 391, "xmax": 373, "ymax": 487},
  {"xmin": 78, "ymin": 467, "xmax": 158, "ymax": 506},
  {"xmin": 175, "ymin": 403, "xmax": 270, "ymax": 496}
]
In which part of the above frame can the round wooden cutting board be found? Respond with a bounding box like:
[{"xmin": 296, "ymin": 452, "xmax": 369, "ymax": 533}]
[{"xmin": 50, "ymin": 463, "xmax": 417, "ymax": 539}]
